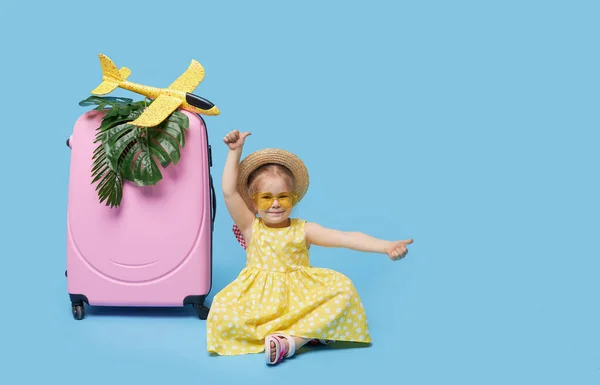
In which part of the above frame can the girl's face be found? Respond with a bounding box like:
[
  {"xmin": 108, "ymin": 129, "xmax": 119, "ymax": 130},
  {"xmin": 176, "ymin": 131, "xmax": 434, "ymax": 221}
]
[{"xmin": 254, "ymin": 176, "xmax": 294, "ymax": 227}]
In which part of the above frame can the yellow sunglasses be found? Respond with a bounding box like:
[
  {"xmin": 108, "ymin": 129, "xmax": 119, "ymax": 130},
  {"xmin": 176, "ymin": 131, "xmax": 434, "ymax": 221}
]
[{"xmin": 251, "ymin": 191, "xmax": 299, "ymax": 210}]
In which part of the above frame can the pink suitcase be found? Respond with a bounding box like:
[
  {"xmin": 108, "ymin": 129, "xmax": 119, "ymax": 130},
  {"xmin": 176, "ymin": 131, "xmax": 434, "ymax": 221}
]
[{"xmin": 65, "ymin": 109, "xmax": 215, "ymax": 320}]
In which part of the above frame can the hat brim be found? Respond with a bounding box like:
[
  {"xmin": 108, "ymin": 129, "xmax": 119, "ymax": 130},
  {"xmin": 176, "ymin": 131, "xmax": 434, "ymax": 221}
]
[{"xmin": 237, "ymin": 148, "xmax": 309, "ymax": 212}]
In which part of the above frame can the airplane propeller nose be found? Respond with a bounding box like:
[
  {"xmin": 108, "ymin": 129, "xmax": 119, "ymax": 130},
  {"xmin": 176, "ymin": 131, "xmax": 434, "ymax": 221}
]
[{"xmin": 186, "ymin": 93, "xmax": 214, "ymax": 110}]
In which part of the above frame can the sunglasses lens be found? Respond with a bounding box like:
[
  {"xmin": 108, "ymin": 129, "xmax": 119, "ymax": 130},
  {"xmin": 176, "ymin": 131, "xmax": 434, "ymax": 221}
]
[
  {"xmin": 256, "ymin": 194, "xmax": 273, "ymax": 210},
  {"xmin": 277, "ymin": 193, "xmax": 293, "ymax": 209},
  {"xmin": 253, "ymin": 192, "xmax": 298, "ymax": 210}
]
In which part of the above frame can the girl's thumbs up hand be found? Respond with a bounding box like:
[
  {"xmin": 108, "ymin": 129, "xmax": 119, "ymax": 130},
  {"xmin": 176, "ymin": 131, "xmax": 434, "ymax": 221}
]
[
  {"xmin": 385, "ymin": 239, "xmax": 413, "ymax": 261},
  {"xmin": 224, "ymin": 130, "xmax": 251, "ymax": 150}
]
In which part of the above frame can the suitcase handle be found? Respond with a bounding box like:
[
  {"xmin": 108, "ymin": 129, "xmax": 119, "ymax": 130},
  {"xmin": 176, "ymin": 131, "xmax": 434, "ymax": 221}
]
[{"xmin": 209, "ymin": 174, "xmax": 216, "ymax": 230}]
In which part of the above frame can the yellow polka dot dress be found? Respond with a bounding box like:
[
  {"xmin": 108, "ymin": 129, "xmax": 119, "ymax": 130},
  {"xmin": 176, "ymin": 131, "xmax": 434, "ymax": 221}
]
[{"xmin": 207, "ymin": 218, "xmax": 372, "ymax": 355}]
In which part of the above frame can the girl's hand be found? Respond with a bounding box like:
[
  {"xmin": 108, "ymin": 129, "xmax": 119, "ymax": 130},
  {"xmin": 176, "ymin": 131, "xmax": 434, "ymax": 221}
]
[
  {"xmin": 223, "ymin": 130, "xmax": 251, "ymax": 150},
  {"xmin": 385, "ymin": 239, "xmax": 413, "ymax": 261}
]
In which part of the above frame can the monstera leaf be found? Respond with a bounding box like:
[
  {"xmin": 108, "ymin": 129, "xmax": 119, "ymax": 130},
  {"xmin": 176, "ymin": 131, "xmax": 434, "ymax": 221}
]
[
  {"xmin": 102, "ymin": 112, "xmax": 188, "ymax": 185},
  {"xmin": 80, "ymin": 96, "xmax": 189, "ymax": 208}
]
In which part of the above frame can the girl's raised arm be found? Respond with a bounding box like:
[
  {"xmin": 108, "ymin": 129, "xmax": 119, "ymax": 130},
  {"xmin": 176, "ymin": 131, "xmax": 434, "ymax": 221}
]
[{"xmin": 222, "ymin": 130, "xmax": 256, "ymax": 238}]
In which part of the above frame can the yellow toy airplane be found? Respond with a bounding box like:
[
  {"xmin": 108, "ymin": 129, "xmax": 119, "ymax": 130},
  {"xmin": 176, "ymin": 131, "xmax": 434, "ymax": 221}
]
[{"xmin": 91, "ymin": 53, "xmax": 220, "ymax": 127}]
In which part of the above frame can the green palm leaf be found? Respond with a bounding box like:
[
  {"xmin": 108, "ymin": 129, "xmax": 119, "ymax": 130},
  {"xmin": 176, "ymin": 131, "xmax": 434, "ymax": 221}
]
[
  {"xmin": 90, "ymin": 128, "xmax": 125, "ymax": 208},
  {"xmin": 81, "ymin": 96, "xmax": 190, "ymax": 207}
]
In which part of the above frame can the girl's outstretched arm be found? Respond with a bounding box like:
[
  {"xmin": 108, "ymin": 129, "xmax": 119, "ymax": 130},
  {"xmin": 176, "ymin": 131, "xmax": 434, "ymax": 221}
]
[
  {"xmin": 305, "ymin": 222, "xmax": 413, "ymax": 261},
  {"xmin": 222, "ymin": 130, "xmax": 256, "ymax": 239}
]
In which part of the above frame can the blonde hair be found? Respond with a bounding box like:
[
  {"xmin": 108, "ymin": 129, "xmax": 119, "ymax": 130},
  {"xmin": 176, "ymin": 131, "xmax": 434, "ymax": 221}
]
[{"xmin": 247, "ymin": 163, "xmax": 296, "ymax": 196}]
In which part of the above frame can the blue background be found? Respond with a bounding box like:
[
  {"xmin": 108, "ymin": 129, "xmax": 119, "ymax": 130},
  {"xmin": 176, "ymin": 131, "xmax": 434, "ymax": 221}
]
[{"xmin": 1, "ymin": 0, "xmax": 598, "ymax": 384}]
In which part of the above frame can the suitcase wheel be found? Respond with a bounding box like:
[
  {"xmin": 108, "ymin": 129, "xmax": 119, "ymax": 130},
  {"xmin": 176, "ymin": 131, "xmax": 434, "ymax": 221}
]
[
  {"xmin": 193, "ymin": 303, "xmax": 210, "ymax": 320},
  {"xmin": 72, "ymin": 303, "xmax": 84, "ymax": 320}
]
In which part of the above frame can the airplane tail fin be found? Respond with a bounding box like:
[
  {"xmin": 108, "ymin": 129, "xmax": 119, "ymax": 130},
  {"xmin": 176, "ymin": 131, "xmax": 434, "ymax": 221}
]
[{"xmin": 91, "ymin": 54, "xmax": 130, "ymax": 95}]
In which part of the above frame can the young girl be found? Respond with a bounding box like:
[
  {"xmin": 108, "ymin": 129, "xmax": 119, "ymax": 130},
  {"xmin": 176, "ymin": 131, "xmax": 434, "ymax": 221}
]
[{"xmin": 206, "ymin": 130, "xmax": 413, "ymax": 365}]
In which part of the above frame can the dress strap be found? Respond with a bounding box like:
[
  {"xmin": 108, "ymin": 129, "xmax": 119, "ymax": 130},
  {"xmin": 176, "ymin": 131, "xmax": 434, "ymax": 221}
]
[
  {"xmin": 232, "ymin": 223, "xmax": 246, "ymax": 249},
  {"xmin": 232, "ymin": 217, "xmax": 259, "ymax": 249}
]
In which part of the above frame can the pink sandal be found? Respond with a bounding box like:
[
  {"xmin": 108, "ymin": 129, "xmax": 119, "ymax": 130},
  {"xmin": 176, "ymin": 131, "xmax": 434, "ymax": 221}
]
[
  {"xmin": 265, "ymin": 334, "xmax": 296, "ymax": 365},
  {"xmin": 308, "ymin": 339, "xmax": 332, "ymax": 346}
]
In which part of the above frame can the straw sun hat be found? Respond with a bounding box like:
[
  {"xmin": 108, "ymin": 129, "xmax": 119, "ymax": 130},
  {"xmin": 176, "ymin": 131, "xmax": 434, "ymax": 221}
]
[{"xmin": 237, "ymin": 148, "xmax": 310, "ymax": 212}]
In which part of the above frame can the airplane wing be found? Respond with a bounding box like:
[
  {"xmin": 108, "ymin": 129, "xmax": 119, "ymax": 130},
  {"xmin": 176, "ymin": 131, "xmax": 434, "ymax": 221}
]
[
  {"xmin": 130, "ymin": 94, "xmax": 182, "ymax": 127},
  {"xmin": 167, "ymin": 60, "xmax": 205, "ymax": 93}
]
